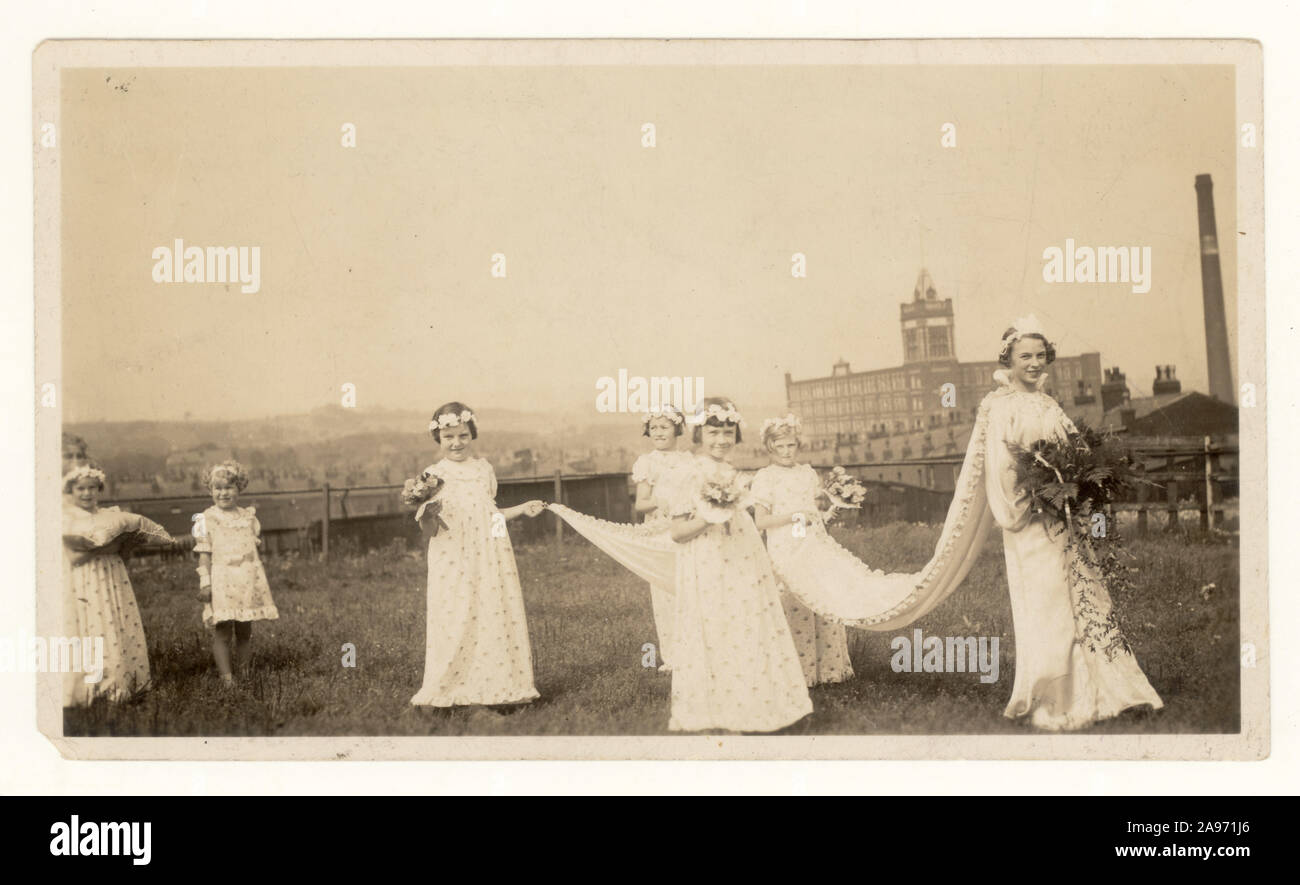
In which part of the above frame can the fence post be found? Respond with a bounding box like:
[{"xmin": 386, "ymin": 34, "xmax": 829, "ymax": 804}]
[
  {"xmin": 1165, "ymin": 475, "xmax": 1179, "ymax": 533},
  {"xmin": 1201, "ymin": 436, "xmax": 1212, "ymax": 531},
  {"xmin": 1136, "ymin": 477, "xmax": 1149, "ymax": 537},
  {"xmin": 553, "ymin": 470, "xmax": 563, "ymax": 547},
  {"xmin": 322, "ymin": 482, "xmax": 331, "ymax": 559}
]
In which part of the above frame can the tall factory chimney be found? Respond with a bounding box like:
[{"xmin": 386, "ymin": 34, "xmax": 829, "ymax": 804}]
[{"xmin": 1195, "ymin": 174, "xmax": 1235, "ymax": 403}]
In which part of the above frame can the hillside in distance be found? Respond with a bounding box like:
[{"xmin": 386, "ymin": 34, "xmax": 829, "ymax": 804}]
[{"xmin": 65, "ymin": 400, "xmax": 788, "ymax": 499}]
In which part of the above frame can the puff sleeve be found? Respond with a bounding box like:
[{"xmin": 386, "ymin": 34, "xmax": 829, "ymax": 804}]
[
  {"xmin": 630, "ymin": 454, "xmax": 653, "ymax": 486},
  {"xmin": 192, "ymin": 507, "xmax": 213, "ymax": 554},
  {"xmin": 748, "ymin": 467, "xmax": 775, "ymax": 511}
]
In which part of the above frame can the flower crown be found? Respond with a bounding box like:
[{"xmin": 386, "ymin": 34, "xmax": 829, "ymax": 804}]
[
  {"xmin": 760, "ymin": 413, "xmax": 802, "ymax": 440},
  {"xmin": 689, "ymin": 402, "xmax": 744, "ymax": 427},
  {"xmin": 205, "ymin": 460, "xmax": 250, "ymax": 489},
  {"xmin": 429, "ymin": 409, "xmax": 476, "ymax": 435},
  {"xmin": 63, "ymin": 463, "xmax": 106, "ymax": 487},
  {"xmin": 641, "ymin": 405, "xmax": 685, "ymax": 427}
]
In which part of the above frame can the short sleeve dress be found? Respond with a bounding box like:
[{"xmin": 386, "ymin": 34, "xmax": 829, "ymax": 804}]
[
  {"xmin": 411, "ymin": 456, "xmax": 539, "ymax": 707},
  {"xmin": 193, "ymin": 505, "xmax": 279, "ymax": 628},
  {"xmin": 62, "ymin": 502, "xmax": 151, "ymax": 705},
  {"xmin": 749, "ymin": 464, "xmax": 854, "ymax": 686},
  {"xmin": 665, "ymin": 454, "xmax": 812, "ymax": 732},
  {"xmin": 631, "ymin": 449, "xmax": 695, "ymax": 531}
]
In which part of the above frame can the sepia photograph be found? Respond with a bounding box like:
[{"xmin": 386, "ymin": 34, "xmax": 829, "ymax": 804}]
[{"xmin": 30, "ymin": 38, "xmax": 1266, "ymax": 760}]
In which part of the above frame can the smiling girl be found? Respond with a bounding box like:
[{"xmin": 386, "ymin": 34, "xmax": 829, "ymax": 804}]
[
  {"xmin": 193, "ymin": 460, "xmax": 278, "ymax": 685},
  {"xmin": 665, "ymin": 397, "xmax": 812, "ymax": 733},
  {"xmin": 410, "ymin": 402, "xmax": 546, "ymax": 709}
]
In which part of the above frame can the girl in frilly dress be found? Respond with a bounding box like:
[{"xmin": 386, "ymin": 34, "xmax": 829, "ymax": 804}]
[{"xmin": 193, "ymin": 460, "xmax": 279, "ymax": 685}]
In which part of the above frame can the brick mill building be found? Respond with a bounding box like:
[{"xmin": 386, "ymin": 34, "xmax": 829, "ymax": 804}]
[{"xmin": 783, "ymin": 270, "xmax": 1112, "ymax": 489}]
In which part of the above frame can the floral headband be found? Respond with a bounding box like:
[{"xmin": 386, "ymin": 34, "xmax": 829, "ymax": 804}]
[
  {"xmin": 760, "ymin": 413, "xmax": 802, "ymax": 439},
  {"xmin": 641, "ymin": 406, "xmax": 685, "ymax": 427},
  {"xmin": 63, "ymin": 463, "xmax": 106, "ymax": 487},
  {"xmin": 690, "ymin": 402, "xmax": 745, "ymax": 427},
  {"xmin": 429, "ymin": 409, "xmax": 476, "ymax": 435}
]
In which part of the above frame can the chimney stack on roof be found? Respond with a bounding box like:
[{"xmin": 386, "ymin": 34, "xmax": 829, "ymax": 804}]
[{"xmin": 1153, "ymin": 364, "xmax": 1182, "ymax": 396}]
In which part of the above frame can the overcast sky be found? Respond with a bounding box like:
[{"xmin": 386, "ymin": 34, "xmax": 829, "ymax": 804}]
[{"xmin": 61, "ymin": 63, "xmax": 1236, "ymax": 422}]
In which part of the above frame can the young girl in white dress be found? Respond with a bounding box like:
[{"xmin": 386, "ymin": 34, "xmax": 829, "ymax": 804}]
[
  {"xmin": 749, "ymin": 415, "xmax": 854, "ymax": 686},
  {"xmin": 193, "ymin": 460, "xmax": 279, "ymax": 684},
  {"xmin": 666, "ymin": 397, "xmax": 812, "ymax": 733},
  {"xmin": 630, "ymin": 405, "xmax": 694, "ymax": 671},
  {"xmin": 411, "ymin": 402, "xmax": 547, "ymax": 709},
  {"xmin": 984, "ymin": 319, "xmax": 1163, "ymax": 730},
  {"xmin": 61, "ymin": 464, "xmax": 154, "ymax": 705}
]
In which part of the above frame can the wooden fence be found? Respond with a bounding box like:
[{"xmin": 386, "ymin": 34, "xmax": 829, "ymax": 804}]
[
  {"xmin": 826, "ymin": 436, "xmax": 1238, "ymax": 535},
  {"xmin": 103, "ymin": 438, "xmax": 1237, "ymax": 558},
  {"xmin": 103, "ymin": 471, "xmax": 636, "ymax": 557}
]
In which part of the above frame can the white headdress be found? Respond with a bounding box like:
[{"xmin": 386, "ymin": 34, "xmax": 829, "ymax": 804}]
[
  {"xmin": 689, "ymin": 401, "xmax": 744, "ymax": 427},
  {"xmin": 996, "ymin": 314, "xmax": 1053, "ymax": 389},
  {"xmin": 63, "ymin": 463, "xmax": 106, "ymax": 488},
  {"xmin": 641, "ymin": 404, "xmax": 685, "ymax": 427},
  {"xmin": 760, "ymin": 413, "xmax": 802, "ymax": 441},
  {"xmin": 1001, "ymin": 314, "xmax": 1049, "ymax": 349},
  {"xmin": 429, "ymin": 409, "xmax": 476, "ymax": 435}
]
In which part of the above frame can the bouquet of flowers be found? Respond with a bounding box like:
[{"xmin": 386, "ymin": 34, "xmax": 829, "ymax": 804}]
[
  {"xmin": 1011, "ymin": 422, "xmax": 1146, "ymax": 592},
  {"xmin": 695, "ymin": 477, "xmax": 745, "ymax": 525},
  {"xmin": 822, "ymin": 466, "xmax": 868, "ymax": 513},
  {"xmin": 400, "ymin": 472, "xmax": 449, "ymax": 535}
]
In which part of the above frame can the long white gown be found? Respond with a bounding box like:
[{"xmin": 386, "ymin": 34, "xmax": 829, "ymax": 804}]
[
  {"xmin": 664, "ymin": 455, "xmax": 812, "ymax": 733},
  {"xmin": 760, "ymin": 371, "xmax": 1161, "ymax": 729},
  {"xmin": 411, "ymin": 457, "xmax": 539, "ymax": 707},
  {"xmin": 983, "ymin": 376, "xmax": 1163, "ymax": 729}
]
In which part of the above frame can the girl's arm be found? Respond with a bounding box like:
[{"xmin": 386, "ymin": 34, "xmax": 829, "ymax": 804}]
[
  {"xmin": 751, "ymin": 503, "xmax": 812, "ymax": 532},
  {"xmin": 500, "ymin": 500, "xmax": 546, "ymax": 521},
  {"xmin": 634, "ymin": 481, "xmax": 659, "ymax": 515},
  {"xmin": 670, "ymin": 512, "xmax": 710, "ymax": 544},
  {"xmin": 196, "ymin": 552, "xmax": 212, "ymax": 601}
]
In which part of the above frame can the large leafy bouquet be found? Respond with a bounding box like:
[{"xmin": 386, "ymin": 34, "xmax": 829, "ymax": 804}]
[
  {"xmin": 1011, "ymin": 423, "xmax": 1139, "ymax": 525},
  {"xmin": 1011, "ymin": 422, "xmax": 1145, "ymax": 598}
]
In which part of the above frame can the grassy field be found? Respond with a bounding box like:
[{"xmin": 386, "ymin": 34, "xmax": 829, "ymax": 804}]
[{"xmin": 64, "ymin": 521, "xmax": 1240, "ymax": 737}]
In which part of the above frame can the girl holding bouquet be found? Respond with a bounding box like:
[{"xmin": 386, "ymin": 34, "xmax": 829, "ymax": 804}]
[
  {"xmin": 983, "ymin": 318, "xmax": 1162, "ymax": 730},
  {"xmin": 62, "ymin": 463, "xmax": 167, "ymax": 705},
  {"xmin": 665, "ymin": 397, "xmax": 812, "ymax": 732},
  {"xmin": 749, "ymin": 415, "xmax": 854, "ymax": 686},
  {"xmin": 410, "ymin": 402, "xmax": 546, "ymax": 709},
  {"xmin": 630, "ymin": 406, "xmax": 694, "ymax": 671}
]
